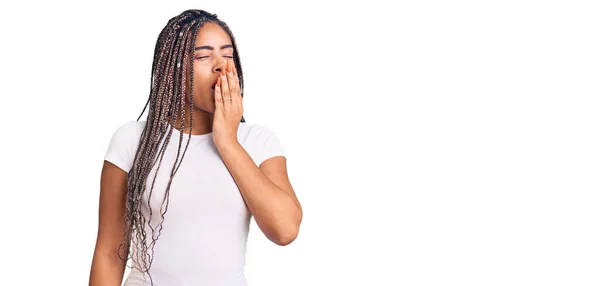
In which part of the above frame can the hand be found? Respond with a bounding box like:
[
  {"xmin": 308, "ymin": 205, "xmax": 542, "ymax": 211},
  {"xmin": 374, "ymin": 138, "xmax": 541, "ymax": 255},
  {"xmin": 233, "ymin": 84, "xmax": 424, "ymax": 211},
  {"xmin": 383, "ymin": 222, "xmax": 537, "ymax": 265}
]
[{"xmin": 213, "ymin": 59, "xmax": 243, "ymax": 147}]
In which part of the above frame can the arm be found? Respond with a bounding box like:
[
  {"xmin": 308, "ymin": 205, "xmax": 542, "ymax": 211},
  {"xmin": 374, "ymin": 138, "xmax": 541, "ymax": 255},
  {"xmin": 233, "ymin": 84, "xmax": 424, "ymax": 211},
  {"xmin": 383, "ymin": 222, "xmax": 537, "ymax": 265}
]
[
  {"xmin": 217, "ymin": 143, "xmax": 303, "ymax": 246},
  {"xmin": 89, "ymin": 161, "xmax": 130, "ymax": 286}
]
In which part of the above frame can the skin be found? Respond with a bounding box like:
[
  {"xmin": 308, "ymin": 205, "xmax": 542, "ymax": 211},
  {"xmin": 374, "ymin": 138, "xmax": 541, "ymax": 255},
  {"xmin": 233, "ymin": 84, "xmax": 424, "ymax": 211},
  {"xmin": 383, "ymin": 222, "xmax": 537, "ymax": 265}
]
[
  {"xmin": 89, "ymin": 162, "xmax": 130, "ymax": 285},
  {"xmin": 89, "ymin": 21, "xmax": 302, "ymax": 286}
]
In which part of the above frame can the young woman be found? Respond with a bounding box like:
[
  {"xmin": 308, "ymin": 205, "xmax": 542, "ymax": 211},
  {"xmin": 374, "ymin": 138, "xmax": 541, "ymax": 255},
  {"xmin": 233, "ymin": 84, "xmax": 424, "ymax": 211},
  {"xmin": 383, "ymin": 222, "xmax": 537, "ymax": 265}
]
[{"xmin": 89, "ymin": 9, "xmax": 303, "ymax": 286}]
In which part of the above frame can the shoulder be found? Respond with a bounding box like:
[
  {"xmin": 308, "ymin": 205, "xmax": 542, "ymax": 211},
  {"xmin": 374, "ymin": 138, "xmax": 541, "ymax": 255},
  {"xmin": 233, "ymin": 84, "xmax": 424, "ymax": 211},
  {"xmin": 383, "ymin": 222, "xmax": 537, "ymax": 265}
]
[
  {"xmin": 238, "ymin": 122, "xmax": 279, "ymax": 143},
  {"xmin": 238, "ymin": 122, "xmax": 285, "ymax": 166},
  {"xmin": 112, "ymin": 120, "xmax": 146, "ymax": 138},
  {"xmin": 107, "ymin": 120, "xmax": 146, "ymax": 147},
  {"xmin": 104, "ymin": 120, "xmax": 146, "ymax": 173}
]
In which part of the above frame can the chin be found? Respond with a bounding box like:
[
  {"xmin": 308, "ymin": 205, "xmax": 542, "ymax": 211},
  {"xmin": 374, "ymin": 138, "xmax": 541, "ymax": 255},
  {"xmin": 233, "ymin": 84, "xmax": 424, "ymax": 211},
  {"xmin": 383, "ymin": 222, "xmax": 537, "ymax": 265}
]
[{"xmin": 201, "ymin": 104, "xmax": 216, "ymax": 114}]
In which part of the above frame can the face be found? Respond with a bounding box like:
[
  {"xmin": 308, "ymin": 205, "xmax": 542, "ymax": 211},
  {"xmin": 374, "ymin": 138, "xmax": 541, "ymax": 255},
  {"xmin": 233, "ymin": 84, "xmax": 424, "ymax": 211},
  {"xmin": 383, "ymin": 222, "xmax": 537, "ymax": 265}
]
[{"xmin": 184, "ymin": 22, "xmax": 234, "ymax": 113}]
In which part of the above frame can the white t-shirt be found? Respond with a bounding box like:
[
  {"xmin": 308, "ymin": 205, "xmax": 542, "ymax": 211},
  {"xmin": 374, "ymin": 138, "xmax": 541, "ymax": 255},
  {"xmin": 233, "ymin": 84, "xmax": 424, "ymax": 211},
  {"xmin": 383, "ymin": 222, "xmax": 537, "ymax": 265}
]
[{"xmin": 103, "ymin": 120, "xmax": 285, "ymax": 286}]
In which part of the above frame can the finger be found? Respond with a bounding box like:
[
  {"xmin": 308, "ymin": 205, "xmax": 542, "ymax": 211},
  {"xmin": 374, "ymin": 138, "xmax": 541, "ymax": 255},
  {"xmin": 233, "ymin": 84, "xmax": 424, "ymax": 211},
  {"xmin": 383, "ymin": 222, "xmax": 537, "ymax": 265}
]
[
  {"xmin": 214, "ymin": 76, "xmax": 223, "ymax": 109},
  {"xmin": 232, "ymin": 58, "xmax": 238, "ymax": 79},
  {"xmin": 220, "ymin": 71, "xmax": 230, "ymax": 107},
  {"xmin": 230, "ymin": 60, "xmax": 243, "ymax": 110},
  {"xmin": 226, "ymin": 60, "xmax": 239, "ymax": 104},
  {"xmin": 231, "ymin": 59, "xmax": 240, "ymax": 88}
]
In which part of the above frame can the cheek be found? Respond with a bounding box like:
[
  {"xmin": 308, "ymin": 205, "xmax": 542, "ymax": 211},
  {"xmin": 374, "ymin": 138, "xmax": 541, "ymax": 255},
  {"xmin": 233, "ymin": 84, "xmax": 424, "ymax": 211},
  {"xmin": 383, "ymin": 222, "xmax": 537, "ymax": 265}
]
[
  {"xmin": 189, "ymin": 68, "xmax": 209, "ymax": 93},
  {"xmin": 192, "ymin": 64, "xmax": 211, "ymax": 82}
]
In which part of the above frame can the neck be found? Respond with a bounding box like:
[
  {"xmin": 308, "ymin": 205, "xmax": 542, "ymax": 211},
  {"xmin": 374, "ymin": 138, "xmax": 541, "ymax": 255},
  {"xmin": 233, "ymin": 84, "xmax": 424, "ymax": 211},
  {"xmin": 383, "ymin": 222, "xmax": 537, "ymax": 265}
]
[{"xmin": 168, "ymin": 108, "xmax": 214, "ymax": 135}]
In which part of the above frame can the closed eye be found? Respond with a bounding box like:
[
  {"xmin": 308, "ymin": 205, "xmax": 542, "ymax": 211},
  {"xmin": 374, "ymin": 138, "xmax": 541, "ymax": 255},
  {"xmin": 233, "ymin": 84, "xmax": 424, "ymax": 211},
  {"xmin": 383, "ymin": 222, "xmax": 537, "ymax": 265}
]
[{"xmin": 195, "ymin": 56, "xmax": 234, "ymax": 60}]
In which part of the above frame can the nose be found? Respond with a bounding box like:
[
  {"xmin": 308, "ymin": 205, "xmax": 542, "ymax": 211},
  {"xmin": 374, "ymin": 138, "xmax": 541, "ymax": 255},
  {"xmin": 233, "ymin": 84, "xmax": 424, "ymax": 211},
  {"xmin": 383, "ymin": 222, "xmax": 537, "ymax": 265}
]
[{"xmin": 213, "ymin": 60, "xmax": 226, "ymax": 74}]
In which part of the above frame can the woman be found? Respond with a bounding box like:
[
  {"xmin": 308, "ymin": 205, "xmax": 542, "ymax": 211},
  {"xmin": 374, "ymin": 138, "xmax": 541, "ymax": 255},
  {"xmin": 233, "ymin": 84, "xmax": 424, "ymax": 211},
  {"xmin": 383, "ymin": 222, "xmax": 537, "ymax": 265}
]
[{"xmin": 89, "ymin": 9, "xmax": 303, "ymax": 286}]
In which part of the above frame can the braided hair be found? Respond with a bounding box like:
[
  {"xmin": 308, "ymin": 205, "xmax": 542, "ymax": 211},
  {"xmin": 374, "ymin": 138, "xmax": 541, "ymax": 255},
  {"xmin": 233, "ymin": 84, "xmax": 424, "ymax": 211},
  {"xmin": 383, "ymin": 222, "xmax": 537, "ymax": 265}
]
[{"xmin": 116, "ymin": 9, "xmax": 245, "ymax": 285}]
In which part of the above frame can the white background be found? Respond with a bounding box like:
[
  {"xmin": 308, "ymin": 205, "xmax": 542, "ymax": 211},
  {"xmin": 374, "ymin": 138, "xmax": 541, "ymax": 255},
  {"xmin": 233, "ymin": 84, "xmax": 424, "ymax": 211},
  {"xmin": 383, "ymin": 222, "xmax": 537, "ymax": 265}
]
[{"xmin": 1, "ymin": 1, "xmax": 598, "ymax": 285}]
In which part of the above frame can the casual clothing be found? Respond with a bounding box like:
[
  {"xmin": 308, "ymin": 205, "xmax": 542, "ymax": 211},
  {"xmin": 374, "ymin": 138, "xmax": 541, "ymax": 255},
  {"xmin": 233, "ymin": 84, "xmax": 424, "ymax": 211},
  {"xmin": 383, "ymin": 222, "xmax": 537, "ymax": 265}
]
[{"xmin": 103, "ymin": 120, "xmax": 285, "ymax": 286}]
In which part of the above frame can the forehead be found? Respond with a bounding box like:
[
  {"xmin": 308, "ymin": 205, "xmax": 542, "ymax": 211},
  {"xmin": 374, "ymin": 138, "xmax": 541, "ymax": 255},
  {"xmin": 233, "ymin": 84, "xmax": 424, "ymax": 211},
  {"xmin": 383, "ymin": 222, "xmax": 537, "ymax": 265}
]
[{"xmin": 194, "ymin": 22, "xmax": 231, "ymax": 46}]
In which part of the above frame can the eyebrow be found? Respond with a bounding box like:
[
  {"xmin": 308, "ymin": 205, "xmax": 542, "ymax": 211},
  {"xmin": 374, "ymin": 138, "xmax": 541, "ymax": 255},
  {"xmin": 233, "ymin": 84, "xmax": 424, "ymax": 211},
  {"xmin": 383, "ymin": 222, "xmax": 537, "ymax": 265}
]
[{"xmin": 194, "ymin": 44, "xmax": 233, "ymax": 51}]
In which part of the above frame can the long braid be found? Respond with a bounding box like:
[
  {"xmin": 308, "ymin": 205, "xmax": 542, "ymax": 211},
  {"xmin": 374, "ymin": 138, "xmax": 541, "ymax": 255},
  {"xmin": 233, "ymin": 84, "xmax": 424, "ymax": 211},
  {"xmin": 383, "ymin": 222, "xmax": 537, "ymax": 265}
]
[
  {"xmin": 143, "ymin": 21, "xmax": 188, "ymax": 269},
  {"xmin": 116, "ymin": 9, "xmax": 245, "ymax": 286},
  {"xmin": 148, "ymin": 19, "xmax": 200, "ymax": 260}
]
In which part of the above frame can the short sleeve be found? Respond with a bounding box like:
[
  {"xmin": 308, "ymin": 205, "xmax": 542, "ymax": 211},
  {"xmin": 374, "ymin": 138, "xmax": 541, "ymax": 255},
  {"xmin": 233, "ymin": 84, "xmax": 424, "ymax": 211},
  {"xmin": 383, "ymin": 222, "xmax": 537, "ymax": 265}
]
[
  {"xmin": 104, "ymin": 121, "xmax": 143, "ymax": 173},
  {"xmin": 254, "ymin": 125, "xmax": 286, "ymax": 166}
]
